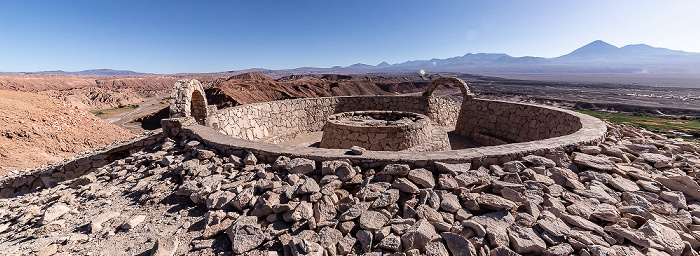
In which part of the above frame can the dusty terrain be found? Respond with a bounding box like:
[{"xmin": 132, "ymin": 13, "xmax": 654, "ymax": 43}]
[
  {"xmin": 0, "ymin": 75, "xmax": 227, "ymax": 111},
  {"xmin": 1, "ymin": 123, "xmax": 699, "ymax": 255},
  {"xmin": 0, "ymin": 90, "xmax": 134, "ymax": 174},
  {"xmin": 206, "ymin": 73, "xmax": 440, "ymax": 108},
  {"xmin": 424, "ymin": 74, "xmax": 700, "ymax": 116}
]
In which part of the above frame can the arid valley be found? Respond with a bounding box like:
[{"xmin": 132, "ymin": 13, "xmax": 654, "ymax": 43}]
[{"xmin": 3, "ymin": 1, "xmax": 700, "ymax": 255}]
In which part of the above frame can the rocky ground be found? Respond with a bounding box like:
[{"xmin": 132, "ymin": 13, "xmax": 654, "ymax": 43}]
[{"xmin": 1, "ymin": 123, "xmax": 700, "ymax": 255}]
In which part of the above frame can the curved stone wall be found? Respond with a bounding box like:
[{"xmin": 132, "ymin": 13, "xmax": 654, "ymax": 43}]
[
  {"xmin": 207, "ymin": 95, "xmax": 591, "ymax": 146},
  {"xmin": 422, "ymin": 76, "xmax": 475, "ymax": 101},
  {"xmin": 455, "ymin": 99, "xmax": 583, "ymax": 145},
  {"xmin": 319, "ymin": 111, "xmax": 445, "ymax": 151},
  {"xmin": 162, "ymin": 87, "xmax": 607, "ymax": 167},
  {"xmin": 208, "ymin": 96, "xmax": 439, "ymax": 142}
]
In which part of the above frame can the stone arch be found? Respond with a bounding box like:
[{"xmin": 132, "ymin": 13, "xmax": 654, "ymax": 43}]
[
  {"xmin": 422, "ymin": 77, "xmax": 475, "ymax": 101},
  {"xmin": 169, "ymin": 79, "xmax": 209, "ymax": 125}
]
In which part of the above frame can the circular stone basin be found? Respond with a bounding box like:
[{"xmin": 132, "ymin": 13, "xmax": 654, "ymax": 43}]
[{"xmin": 319, "ymin": 111, "xmax": 438, "ymax": 151}]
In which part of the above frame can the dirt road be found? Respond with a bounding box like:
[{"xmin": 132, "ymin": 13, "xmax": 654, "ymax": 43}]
[{"xmin": 100, "ymin": 94, "xmax": 169, "ymax": 132}]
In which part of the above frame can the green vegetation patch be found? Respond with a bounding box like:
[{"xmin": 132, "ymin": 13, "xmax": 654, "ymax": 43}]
[
  {"xmin": 575, "ymin": 110, "xmax": 700, "ymax": 141},
  {"xmin": 91, "ymin": 104, "xmax": 139, "ymax": 116}
]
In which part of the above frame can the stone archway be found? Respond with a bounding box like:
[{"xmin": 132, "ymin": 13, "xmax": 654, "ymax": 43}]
[
  {"xmin": 169, "ymin": 79, "xmax": 209, "ymax": 125},
  {"xmin": 422, "ymin": 77, "xmax": 474, "ymax": 101}
]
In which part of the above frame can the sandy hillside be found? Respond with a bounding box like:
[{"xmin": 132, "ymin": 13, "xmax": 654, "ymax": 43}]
[
  {"xmin": 0, "ymin": 75, "xmax": 227, "ymax": 111},
  {"xmin": 0, "ymin": 90, "xmax": 134, "ymax": 174},
  {"xmin": 205, "ymin": 73, "xmax": 438, "ymax": 108}
]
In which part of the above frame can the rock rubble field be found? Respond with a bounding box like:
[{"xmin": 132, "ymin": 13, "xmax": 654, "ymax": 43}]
[{"xmin": 1, "ymin": 123, "xmax": 700, "ymax": 256}]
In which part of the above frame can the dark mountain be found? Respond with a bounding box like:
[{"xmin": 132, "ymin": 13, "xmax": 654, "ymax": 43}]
[{"xmin": 386, "ymin": 53, "xmax": 508, "ymax": 68}]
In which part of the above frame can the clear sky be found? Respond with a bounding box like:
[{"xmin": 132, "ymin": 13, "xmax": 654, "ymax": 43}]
[{"xmin": 1, "ymin": 0, "xmax": 699, "ymax": 74}]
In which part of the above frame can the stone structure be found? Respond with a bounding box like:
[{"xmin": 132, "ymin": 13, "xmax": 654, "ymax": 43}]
[
  {"xmin": 160, "ymin": 76, "xmax": 608, "ymax": 168},
  {"xmin": 0, "ymin": 131, "xmax": 164, "ymax": 198},
  {"xmin": 422, "ymin": 76, "xmax": 475, "ymax": 100},
  {"xmin": 319, "ymin": 111, "xmax": 449, "ymax": 151},
  {"xmin": 169, "ymin": 79, "xmax": 209, "ymax": 125}
]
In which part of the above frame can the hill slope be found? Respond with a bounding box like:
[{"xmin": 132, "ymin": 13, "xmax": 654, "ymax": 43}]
[
  {"xmin": 205, "ymin": 73, "xmax": 439, "ymax": 108},
  {"xmin": 0, "ymin": 90, "xmax": 135, "ymax": 173}
]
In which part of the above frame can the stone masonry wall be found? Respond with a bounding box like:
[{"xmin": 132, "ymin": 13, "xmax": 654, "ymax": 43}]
[
  {"xmin": 169, "ymin": 79, "xmax": 209, "ymax": 125},
  {"xmin": 427, "ymin": 96, "xmax": 460, "ymax": 127},
  {"xmin": 455, "ymin": 99, "xmax": 582, "ymax": 143},
  {"xmin": 209, "ymin": 95, "xmax": 581, "ymax": 147},
  {"xmin": 319, "ymin": 111, "xmax": 436, "ymax": 151},
  {"xmin": 159, "ymin": 94, "xmax": 606, "ymax": 169},
  {"xmin": 209, "ymin": 96, "xmax": 437, "ymax": 142},
  {"xmin": 0, "ymin": 131, "xmax": 164, "ymax": 198}
]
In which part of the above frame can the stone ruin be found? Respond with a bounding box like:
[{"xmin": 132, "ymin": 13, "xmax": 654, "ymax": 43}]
[
  {"xmin": 162, "ymin": 76, "xmax": 606, "ymax": 167},
  {"xmin": 3, "ymin": 77, "xmax": 699, "ymax": 255}
]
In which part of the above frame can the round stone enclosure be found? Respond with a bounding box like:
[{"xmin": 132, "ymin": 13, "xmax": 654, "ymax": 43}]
[
  {"xmin": 163, "ymin": 77, "xmax": 608, "ymax": 167},
  {"xmin": 320, "ymin": 111, "xmax": 440, "ymax": 151}
]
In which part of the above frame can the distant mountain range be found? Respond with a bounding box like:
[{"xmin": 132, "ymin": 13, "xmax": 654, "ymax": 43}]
[
  {"xmin": 0, "ymin": 69, "xmax": 146, "ymax": 76},
  {"xmin": 367, "ymin": 40, "xmax": 700, "ymax": 74},
  {"xmin": 3, "ymin": 40, "xmax": 700, "ymax": 76}
]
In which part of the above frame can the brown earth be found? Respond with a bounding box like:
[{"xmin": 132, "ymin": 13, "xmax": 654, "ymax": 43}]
[
  {"xmin": 204, "ymin": 73, "xmax": 444, "ymax": 108},
  {"xmin": 0, "ymin": 75, "xmax": 227, "ymax": 111},
  {"xmin": 0, "ymin": 90, "xmax": 135, "ymax": 174}
]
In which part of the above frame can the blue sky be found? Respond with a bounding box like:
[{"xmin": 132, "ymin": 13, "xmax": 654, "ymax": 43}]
[{"xmin": 1, "ymin": 0, "xmax": 699, "ymax": 74}]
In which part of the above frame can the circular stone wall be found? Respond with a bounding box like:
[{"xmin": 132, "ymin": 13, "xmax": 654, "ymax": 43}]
[
  {"xmin": 319, "ymin": 111, "xmax": 440, "ymax": 151},
  {"xmin": 163, "ymin": 77, "xmax": 608, "ymax": 167}
]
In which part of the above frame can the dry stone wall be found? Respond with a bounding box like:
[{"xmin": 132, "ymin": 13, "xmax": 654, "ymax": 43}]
[
  {"xmin": 169, "ymin": 79, "xmax": 209, "ymax": 125},
  {"xmin": 209, "ymin": 96, "xmax": 437, "ymax": 142},
  {"xmin": 207, "ymin": 95, "xmax": 592, "ymax": 150},
  {"xmin": 319, "ymin": 111, "xmax": 448, "ymax": 151},
  {"xmin": 456, "ymin": 99, "xmax": 583, "ymax": 143},
  {"xmin": 161, "ymin": 77, "xmax": 607, "ymax": 168},
  {"xmin": 0, "ymin": 131, "xmax": 164, "ymax": 198},
  {"xmin": 426, "ymin": 96, "xmax": 460, "ymax": 127}
]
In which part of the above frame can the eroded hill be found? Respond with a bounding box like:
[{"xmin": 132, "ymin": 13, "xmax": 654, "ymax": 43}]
[
  {"xmin": 0, "ymin": 75, "xmax": 227, "ymax": 111},
  {"xmin": 204, "ymin": 73, "xmax": 442, "ymax": 108},
  {"xmin": 0, "ymin": 90, "xmax": 135, "ymax": 173}
]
